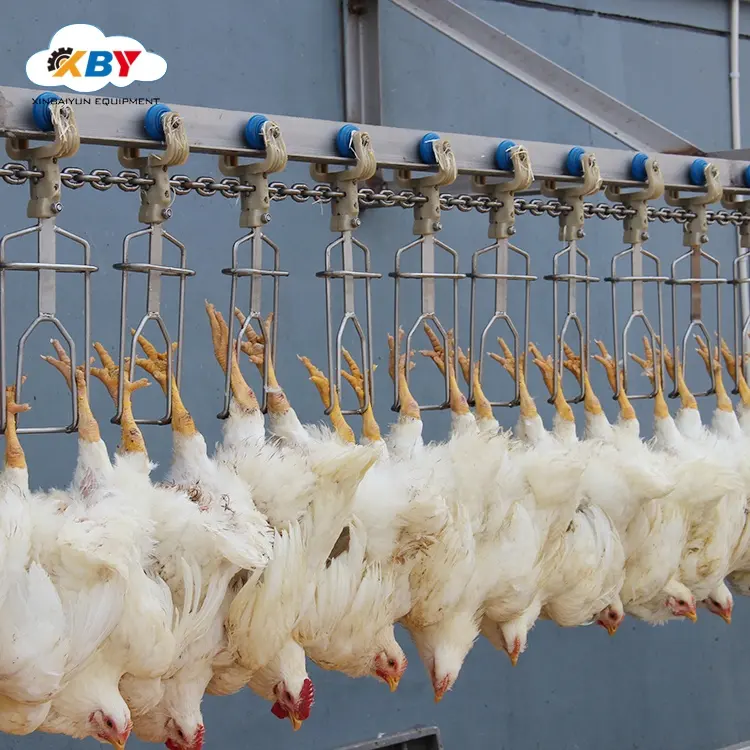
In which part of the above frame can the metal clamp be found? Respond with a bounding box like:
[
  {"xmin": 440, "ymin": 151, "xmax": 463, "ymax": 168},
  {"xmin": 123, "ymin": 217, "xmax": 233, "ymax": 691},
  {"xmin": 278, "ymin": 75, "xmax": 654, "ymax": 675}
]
[
  {"xmin": 721, "ymin": 179, "xmax": 750, "ymax": 393},
  {"xmin": 541, "ymin": 147, "xmax": 602, "ymax": 404},
  {"xmin": 217, "ymin": 115, "xmax": 289, "ymax": 416},
  {"xmin": 604, "ymin": 153, "xmax": 667, "ymax": 399},
  {"xmin": 1, "ymin": 94, "xmax": 95, "ymax": 434},
  {"xmin": 312, "ymin": 124, "xmax": 381, "ymax": 416},
  {"xmin": 113, "ymin": 104, "xmax": 194, "ymax": 425},
  {"xmin": 390, "ymin": 132, "xmax": 463, "ymax": 412},
  {"xmin": 468, "ymin": 141, "xmax": 536, "ymax": 407},
  {"xmin": 665, "ymin": 159, "xmax": 725, "ymax": 398}
]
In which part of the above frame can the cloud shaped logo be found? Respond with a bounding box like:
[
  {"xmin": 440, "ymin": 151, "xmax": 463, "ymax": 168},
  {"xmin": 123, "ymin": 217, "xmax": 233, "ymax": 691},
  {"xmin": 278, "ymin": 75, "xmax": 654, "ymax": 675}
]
[{"xmin": 26, "ymin": 24, "xmax": 167, "ymax": 93}]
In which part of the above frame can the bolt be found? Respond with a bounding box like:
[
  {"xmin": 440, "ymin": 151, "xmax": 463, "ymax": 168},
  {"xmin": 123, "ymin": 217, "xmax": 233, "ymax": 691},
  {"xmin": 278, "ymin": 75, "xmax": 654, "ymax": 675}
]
[
  {"xmin": 162, "ymin": 208, "xmax": 172, "ymax": 220},
  {"xmin": 641, "ymin": 231, "xmax": 649, "ymax": 241},
  {"xmin": 164, "ymin": 190, "xmax": 170, "ymax": 198},
  {"xmin": 51, "ymin": 202, "xmax": 62, "ymax": 214},
  {"xmin": 577, "ymin": 228, "xmax": 585, "ymax": 239},
  {"xmin": 433, "ymin": 221, "xmax": 442, "ymax": 232},
  {"xmin": 508, "ymin": 226, "xmax": 517, "ymax": 236},
  {"xmin": 261, "ymin": 213, "xmax": 272, "ymax": 224},
  {"xmin": 700, "ymin": 233, "xmax": 709, "ymax": 244},
  {"xmin": 351, "ymin": 217, "xmax": 361, "ymax": 229}
]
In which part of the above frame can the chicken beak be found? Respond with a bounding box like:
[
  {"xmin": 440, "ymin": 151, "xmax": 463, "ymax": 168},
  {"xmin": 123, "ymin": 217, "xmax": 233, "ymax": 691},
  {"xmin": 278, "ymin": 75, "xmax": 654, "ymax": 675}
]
[
  {"xmin": 433, "ymin": 676, "xmax": 450, "ymax": 703},
  {"xmin": 108, "ymin": 741, "xmax": 126, "ymax": 750},
  {"xmin": 685, "ymin": 609, "xmax": 698, "ymax": 623},
  {"xmin": 289, "ymin": 715, "xmax": 303, "ymax": 732},
  {"xmin": 507, "ymin": 639, "xmax": 521, "ymax": 667},
  {"xmin": 606, "ymin": 620, "xmax": 620, "ymax": 636},
  {"xmin": 385, "ymin": 674, "xmax": 401, "ymax": 693},
  {"xmin": 718, "ymin": 609, "xmax": 732, "ymax": 625}
]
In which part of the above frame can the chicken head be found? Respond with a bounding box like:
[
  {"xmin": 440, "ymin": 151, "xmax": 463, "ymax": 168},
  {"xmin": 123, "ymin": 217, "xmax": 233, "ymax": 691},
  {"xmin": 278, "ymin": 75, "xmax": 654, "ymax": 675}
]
[
  {"xmin": 164, "ymin": 717, "xmax": 204, "ymax": 750},
  {"xmin": 271, "ymin": 676, "xmax": 314, "ymax": 731},
  {"xmin": 702, "ymin": 582, "xmax": 733, "ymax": 624},
  {"xmin": 411, "ymin": 610, "xmax": 478, "ymax": 703},
  {"xmin": 664, "ymin": 580, "xmax": 697, "ymax": 621},
  {"xmin": 596, "ymin": 598, "xmax": 625, "ymax": 636},
  {"xmin": 89, "ymin": 708, "xmax": 132, "ymax": 750},
  {"xmin": 373, "ymin": 647, "xmax": 408, "ymax": 692}
]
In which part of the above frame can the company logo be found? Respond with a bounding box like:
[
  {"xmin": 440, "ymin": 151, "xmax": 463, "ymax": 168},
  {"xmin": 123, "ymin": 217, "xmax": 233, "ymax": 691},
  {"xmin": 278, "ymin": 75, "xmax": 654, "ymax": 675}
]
[{"xmin": 26, "ymin": 24, "xmax": 166, "ymax": 93}]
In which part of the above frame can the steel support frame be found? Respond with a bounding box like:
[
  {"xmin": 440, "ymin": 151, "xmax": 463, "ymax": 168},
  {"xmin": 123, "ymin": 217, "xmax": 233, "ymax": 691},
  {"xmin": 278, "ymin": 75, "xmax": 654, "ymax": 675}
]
[
  {"xmin": 1, "ymin": 85, "xmax": 749, "ymax": 190},
  {"xmin": 386, "ymin": 0, "xmax": 699, "ymax": 155},
  {"xmin": 342, "ymin": 0, "xmax": 382, "ymax": 125}
]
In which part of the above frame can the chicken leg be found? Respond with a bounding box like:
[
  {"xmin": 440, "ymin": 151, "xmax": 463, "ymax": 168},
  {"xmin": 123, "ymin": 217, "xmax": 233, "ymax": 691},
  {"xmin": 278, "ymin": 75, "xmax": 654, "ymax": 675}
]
[
  {"xmin": 132, "ymin": 333, "xmax": 195, "ymax": 439},
  {"xmin": 205, "ymin": 302, "xmax": 260, "ymax": 414},
  {"xmin": 340, "ymin": 348, "xmax": 381, "ymax": 443},
  {"xmin": 4, "ymin": 383, "xmax": 29, "ymax": 470},
  {"xmin": 298, "ymin": 355, "xmax": 355, "ymax": 444},
  {"xmin": 88, "ymin": 342, "xmax": 151, "ymax": 456},
  {"xmin": 41, "ymin": 341, "xmax": 100, "ymax": 444},
  {"xmin": 419, "ymin": 325, "xmax": 469, "ymax": 418},
  {"xmin": 592, "ymin": 341, "xmax": 636, "ymax": 422}
]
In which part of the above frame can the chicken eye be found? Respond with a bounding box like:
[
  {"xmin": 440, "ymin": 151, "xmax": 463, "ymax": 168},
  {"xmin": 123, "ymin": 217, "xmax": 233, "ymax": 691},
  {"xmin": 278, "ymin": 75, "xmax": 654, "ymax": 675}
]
[
  {"xmin": 387, "ymin": 658, "xmax": 396, "ymax": 668},
  {"xmin": 284, "ymin": 691, "xmax": 292, "ymax": 702},
  {"xmin": 609, "ymin": 611, "xmax": 618, "ymax": 621},
  {"xmin": 105, "ymin": 719, "xmax": 114, "ymax": 729},
  {"xmin": 177, "ymin": 728, "xmax": 185, "ymax": 740},
  {"xmin": 678, "ymin": 599, "xmax": 686, "ymax": 607}
]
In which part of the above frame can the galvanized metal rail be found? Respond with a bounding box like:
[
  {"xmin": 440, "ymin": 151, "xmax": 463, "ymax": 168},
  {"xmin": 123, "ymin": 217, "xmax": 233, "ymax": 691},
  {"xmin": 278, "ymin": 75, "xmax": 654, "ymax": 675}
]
[{"xmin": 1, "ymin": 86, "xmax": 750, "ymax": 190}]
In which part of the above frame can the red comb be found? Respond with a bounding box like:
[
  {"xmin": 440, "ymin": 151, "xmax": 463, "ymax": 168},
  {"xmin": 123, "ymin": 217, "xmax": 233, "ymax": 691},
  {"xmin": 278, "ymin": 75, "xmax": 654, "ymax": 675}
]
[{"xmin": 296, "ymin": 678, "xmax": 315, "ymax": 720}]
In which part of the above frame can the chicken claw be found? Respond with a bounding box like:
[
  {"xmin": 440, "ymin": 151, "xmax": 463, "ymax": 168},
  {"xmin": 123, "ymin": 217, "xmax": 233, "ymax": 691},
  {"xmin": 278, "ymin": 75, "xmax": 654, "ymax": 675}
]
[
  {"xmin": 4, "ymin": 385, "xmax": 30, "ymax": 469},
  {"xmin": 298, "ymin": 354, "xmax": 355, "ymax": 443},
  {"xmin": 387, "ymin": 330, "xmax": 420, "ymax": 420}
]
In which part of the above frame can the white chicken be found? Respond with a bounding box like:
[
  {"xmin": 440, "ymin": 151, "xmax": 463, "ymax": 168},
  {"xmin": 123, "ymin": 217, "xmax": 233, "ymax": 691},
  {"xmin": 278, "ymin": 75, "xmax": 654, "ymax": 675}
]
[
  {"xmin": 0, "ymin": 385, "xmax": 67, "ymax": 736},
  {"xmin": 85, "ymin": 337, "xmax": 270, "ymax": 750},
  {"xmin": 479, "ymin": 340, "xmax": 625, "ymax": 662},
  {"xmin": 204, "ymin": 304, "xmax": 375, "ymax": 729},
  {"xmin": 294, "ymin": 342, "xmax": 447, "ymax": 691},
  {"xmin": 629, "ymin": 339, "xmax": 747, "ymax": 623},
  {"xmin": 33, "ymin": 346, "xmax": 154, "ymax": 749}
]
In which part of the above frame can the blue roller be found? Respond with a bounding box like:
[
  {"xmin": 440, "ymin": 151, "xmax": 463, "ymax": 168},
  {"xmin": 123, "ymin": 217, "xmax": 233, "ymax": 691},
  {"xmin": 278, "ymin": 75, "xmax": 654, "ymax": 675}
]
[
  {"xmin": 245, "ymin": 114, "xmax": 269, "ymax": 150},
  {"xmin": 689, "ymin": 158, "xmax": 709, "ymax": 187},
  {"xmin": 336, "ymin": 124, "xmax": 360, "ymax": 158},
  {"xmin": 743, "ymin": 165, "xmax": 750, "ymax": 188},
  {"xmin": 32, "ymin": 92, "xmax": 61, "ymax": 132},
  {"xmin": 495, "ymin": 139, "xmax": 517, "ymax": 172},
  {"xmin": 144, "ymin": 103, "xmax": 172, "ymax": 141},
  {"xmin": 631, "ymin": 152, "xmax": 649, "ymax": 182},
  {"xmin": 566, "ymin": 146, "xmax": 586, "ymax": 177},
  {"xmin": 419, "ymin": 132, "xmax": 441, "ymax": 165}
]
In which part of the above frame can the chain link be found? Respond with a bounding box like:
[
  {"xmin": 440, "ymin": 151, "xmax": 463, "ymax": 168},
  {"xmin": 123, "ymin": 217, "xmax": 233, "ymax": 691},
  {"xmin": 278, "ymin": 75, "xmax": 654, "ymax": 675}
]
[{"xmin": 2, "ymin": 161, "xmax": 750, "ymax": 225}]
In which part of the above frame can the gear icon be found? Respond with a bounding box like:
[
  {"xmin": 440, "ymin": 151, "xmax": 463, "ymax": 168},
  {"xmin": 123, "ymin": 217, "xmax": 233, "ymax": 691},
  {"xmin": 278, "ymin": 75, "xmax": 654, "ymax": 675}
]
[{"xmin": 47, "ymin": 47, "xmax": 74, "ymax": 73}]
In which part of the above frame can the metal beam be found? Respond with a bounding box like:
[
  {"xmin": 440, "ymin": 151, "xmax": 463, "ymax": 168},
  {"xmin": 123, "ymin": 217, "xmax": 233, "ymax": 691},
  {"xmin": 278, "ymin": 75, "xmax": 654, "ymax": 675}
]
[
  {"xmin": 0, "ymin": 86, "xmax": 747, "ymax": 190},
  {"xmin": 387, "ymin": 0, "xmax": 700, "ymax": 155},
  {"xmin": 342, "ymin": 0, "xmax": 382, "ymax": 125}
]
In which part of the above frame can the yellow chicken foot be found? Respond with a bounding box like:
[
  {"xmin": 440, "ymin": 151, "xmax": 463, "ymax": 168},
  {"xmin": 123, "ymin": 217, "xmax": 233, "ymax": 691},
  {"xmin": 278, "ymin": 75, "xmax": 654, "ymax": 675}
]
[
  {"xmin": 133, "ymin": 332, "xmax": 197, "ymax": 437},
  {"xmin": 388, "ymin": 329, "xmax": 420, "ymax": 421},
  {"xmin": 695, "ymin": 336, "xmax": 733, "ymax": 413},
  {"xmin": 89, "ymin": 341, "xmax": 150, "ymax": 455},
  {"xmin": 298, "ymin": 355, "xmax": 355, "ymax": 443},
  {"xmin": 41, "ymin": 339, "xmax": 100, "ymax": 443},
  {"xmin": 4, "ymin": 385, "xmax": 29, "ymax": 469},
  {"xmin": 529, "ymin": 342, "xmax": 574, "ymax": 422},
  {"xmin": 340, "ymin": 347, "xmax": 381, "ymax": 443},
  {"xmin": 233, "ymin": 308, "xmax": 291, "ymax": 416},
  {"xmin": 489, "ymin": 337, "xmax": 537, "ymax": 419},
  {"xmin": 419, "ymin": 325, "xmax": 469, "ymax": 416},
  {"xmin": 205, "ymin": 302, "xmax": 260, "ymax": 413},
  {"xmin": 592, "ymin": 340, "xmax": 636, "ymax": 421},
  {"xmin": 720, "ymin": 338, "xmax": 750, "ymax": 407}
]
